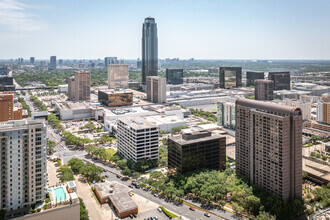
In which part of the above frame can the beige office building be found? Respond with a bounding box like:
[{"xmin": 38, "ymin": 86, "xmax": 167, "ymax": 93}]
[
  {"xmin": 68, "ymin": 71, "xmax": 90, "ymax": 101},
  {"xmin": 235, "ymin": 98, "xmax": 302, "ymax": 200},
  {"xmin": 108, "ymin": 64, "xmax": 129, "ymax": 89},
  {"xmin": 146, "ymin": 76, "xmax": 166, "ymax": 103},
  {"xmin": 282, "ymin": 99, "xmax": 311, "ymax": 120},
  {"xmin": 0, "ymin": 120, "xmax": 47, "ymax": 216}
]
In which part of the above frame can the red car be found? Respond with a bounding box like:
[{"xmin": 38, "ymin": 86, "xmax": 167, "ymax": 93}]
[{"xmin": 189, "ymin": 207, "xmax": 195, "ymax": 211}]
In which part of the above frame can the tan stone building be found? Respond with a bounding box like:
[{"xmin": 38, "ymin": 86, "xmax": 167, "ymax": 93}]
[
  {"xmin": 108, "ymin": 64, "xmax": 129, "ymax": 89},
  {"xmin": 254, "ymin": 79, "xmax": 274, "ymax": 101},
  {"xmin": 235, "ymin": 98, "xmax": 302, "ymax": 200},
  {"xmin": 68, "ymin": 71, "xmax": 90, "ymax": 101},
  {"xmin": 146, "ymin": 76, "xmax": 166, "ymax": 103}
]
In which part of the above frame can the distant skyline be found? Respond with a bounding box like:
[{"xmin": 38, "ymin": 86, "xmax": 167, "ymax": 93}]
[{"xmin": 0, "ymin": 0, "xmax": 330, "ymax": 60}]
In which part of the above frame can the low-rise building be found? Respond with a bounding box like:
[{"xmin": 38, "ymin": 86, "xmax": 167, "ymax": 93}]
[
  {"xmin": 57, "ymin": 84, "xmax": 68, "ymax": 93},
  {"xmin": 94, "ymin": 181, "xmax": 138, "ymax": 218},
  {"xmin": 168, "ymin": 129, "xmax": 226, "ymax": 174},
  {"xmin": 0, "ymin": 92, "xmax": 22, "ymax": 122},
  {"xmin": 144, "ymin": 115, "xmax": 186, "ymax": 132},
  {"xmin": 55, "ymin": 101, "xmax": 93, "ymax": 120},
  {"xmin": 98, "ymin": 89, "xmax": 133, "ymax": 107}
]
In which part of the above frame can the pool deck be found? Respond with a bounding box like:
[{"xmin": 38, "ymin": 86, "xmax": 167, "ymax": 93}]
[{"xmin": 48, "ymin": 184, "xmax": 71, "ymax": 206}]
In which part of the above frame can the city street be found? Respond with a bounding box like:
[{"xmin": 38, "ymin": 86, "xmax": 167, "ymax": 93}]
[{"xmin": 77, "ymin": 155, "xmax": 243, "ymax": 220}]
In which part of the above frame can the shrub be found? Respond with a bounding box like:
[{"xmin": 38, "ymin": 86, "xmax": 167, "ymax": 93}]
[
  {"xmin": 45, "ymin": 198, "xmax": 50, "ymax": 203},
  {"xmin": 159, "ymin": 206, "xmax": 179, "ymax": 219},
  {"xmin": 30, "ymin": 209, "xmax": 36, "ymax": 213},
  {"xmin": 37, "ymin": 208, "xmax": 41, "ymax": 212},
  {"xmin": 43, "ymin": 204, "xmax": 48, "ymax": 210},
  {"xmin": 31, "ymin": 204, "xmax": 36, "ymax": 209},
  {"xmin": 91, "ymin": 186, "xmax": 95, "ymax": 191}
]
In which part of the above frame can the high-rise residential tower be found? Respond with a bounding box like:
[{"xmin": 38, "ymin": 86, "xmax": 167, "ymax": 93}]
[
  {"xmin": 0, "ymin": 120, "xmax": 47, "ymax": 216},
  {"xmin": 108, "ymin": 64, "xmax": 129, "ymax": 89},
  {"xmin": 235, "ymin": 98, "xmax": 302, "ymax": 200},
  {"xmin": 219, "ymin": 67, "xmax": 242, "ymax": 89},
  {"xmin": 246, "ymin": 71, "xmax": 264, "ymax": 87},
  {"xmin": 142, "ymin": 17, "xmax": 158, "ymax": 84},
  {"xmin": 146, "ymin": 76, "xmax": 166, "ymax": 103},
  {"xmin": 68, "ymin": 71, "xmax": 90, "ymax": 101},
  {"xmin": 0, "ymin": 92, "xmax": 22, "ymax": 122},
  {"xmin": 268, "ymin": 71, "xmax": 290, "ymax": 90},
  {"xmin": 49, "ymin": 56, "xmax": 56, "ymax": 70},
  {"xmin": 254, "ymin": 79, "xmax": 274, "ymax": 101},
  {"xmin": 104, "ymin": 57, "xmax": 118, "ymax": 68}
]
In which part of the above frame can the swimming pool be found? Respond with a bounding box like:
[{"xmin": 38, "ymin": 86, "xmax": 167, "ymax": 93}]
[{"xmin": 51, "ymin": 187, "xmax": 67, "ymax": 202}]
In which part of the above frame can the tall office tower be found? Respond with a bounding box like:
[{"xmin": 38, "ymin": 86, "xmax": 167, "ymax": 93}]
[
  {"xmin": 142, "ymin": 17, "xmax": 158, "ymax": 84},
  {"xmin": 68, "ymin": 71, "xmax": 90, "ymax": 101},
  {"xmin": 58, "ymin": 59, "xmax": 63, "ymax": 65},
  {"xmin": 117, "ymin": 116, "xmax": 159, "ymax": 162},
  {"xmin": 246, "ymin": 71, "xmax": 264, "ymax": 87},
  {"xmin": 0, "ymin": 92, "xmax": 22, "ymax": 122},
  {"xmin": 0, "ymin": 120, "xmax": 47, "ymax": 216},
  {"xmin": 168, "ymin": 130, "xmax": 226, "ymax": 174},
  {"xmin": 137, "ymin": 60, "xmax": 142, "ymax": 69},
  {"xmin": 49, "ymin": 56, "xmax": 56, "ymax": 70},
  {"xmin": 29, "ymin": 57, "xmax": 35, "ymax": 65},
  {"xmin": 0, "ymin": 71, "xmax": 15, "ymax": 92},
  {"xmin": 0, "ymin": 67, "xmax": 8, "ymax": 75},
  {"xmin": 219, "ymin": 67, "xmax": 242, "ymax": 89},
  {"xmin": 235, "ymin": 98, "xmax": 302, "ymax": 200},
  {"xmin": 107, "ymin": 64, "xmax": 129, "ymax": 89},
  {"xmin": 104, "ymin": 57, "xmax": 118, "ymax": 68},
  {"xmin": 146, "ymin": 76, "xmax": 166, "ymax": 103},
  {"xmin": 254, "ymin": 79, "xmax": 274, "ymax": 101},
  {"xmin": 268, "ymin": 71, "xmax": 290, "ymax": 90},
  {"xmin": 166, "ymin": 69, "xmax": 184, "ymax": 85},
  {"xmin": 217, "ymin": 98, "xmax": 236, "ymax": 129}
]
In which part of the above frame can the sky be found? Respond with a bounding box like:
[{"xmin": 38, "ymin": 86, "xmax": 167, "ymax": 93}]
[{"xmin": 0, "ymin": 0, "xmax": 330, "ymax": 60}]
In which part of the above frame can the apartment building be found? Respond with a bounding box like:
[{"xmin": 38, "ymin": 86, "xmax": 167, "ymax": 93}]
[
  {"xmin": 0, "ymin": 120, "xmax": 47, "ymax": 216},
  {"xmin": 217, "ymin": 98, "xmax": 236, "ymax": 130},
  {"xmin": 254, "ymin": 80, "xmax": 274, "ymax": 101},
  {"xmin": 68, "ymin": 71, "xmax": 90, "ymax": 101},
  {"xmin": 168, "ymin": 130, "xmax": 226, "ymax": 174},
  {"xmin": 0, "ymin": 92, "xmax": 22, "ymax": 122},
  {"xmin": 235, "ymin": 98, "xmax": 302, "ymax": 200},
  {"xmin": 117, "ymin": 116, "xmax": 159, "ymax": 162}
]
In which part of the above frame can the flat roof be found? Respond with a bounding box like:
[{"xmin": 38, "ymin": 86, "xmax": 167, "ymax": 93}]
[
  {"xmin": 170, "ymin": 130, "xmax": 225, "ymax": 145},
  {"xmin": 57, "ymin": 102, "xmax": 90, "ymax": 110},
  {"xmin": 99, "ymin": 89, "xmax": 132, "ymax": 95},
  {"xmin": 94, "ymin": 181, "xmax": 137, "ymax": 213},
  {"xmin": 145, "ymin": 115, "xmax": 185, "ymax": 125},
  {"xmin": 119, "ymin": 116, "xmax": 157, "ymax": 129}
]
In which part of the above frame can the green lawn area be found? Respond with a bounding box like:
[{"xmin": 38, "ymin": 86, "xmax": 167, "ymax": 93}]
[{"xmin": 105, "ymin": 148, "xmax": 116, "ymax": 157}]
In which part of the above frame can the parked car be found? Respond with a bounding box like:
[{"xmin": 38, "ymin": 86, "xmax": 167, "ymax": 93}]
[
  {"xmin": 154, "ymin": 193, "xmax": 159, "ymax": 197},
  {"xmin": 116, "ymin": 174, "xmax": 121, "ymax": 178},
  {"xmin": 204, "ymin": 213, "xmax": 210, "ymax": 217},
  {"xmin": 129, "ymin": 185, "xmax": 134, "ymax": 188},
  {"xmin": 129, "ymin": 214, "xmax": 134, "ymax": 219},
  {"xmin": 105, "ymin": 175, "xmax": 109, "ymax": 178},
  {"xmin": 189, "ymin": 207, "xmax": 195, "ymax": 211},
  {"xmin": 157, "ymin": 207, "xmax": 162, "ymax": 212},
  {"xmin": 135, "ymin": 184, "xmax": 140, "ymax": 189}
]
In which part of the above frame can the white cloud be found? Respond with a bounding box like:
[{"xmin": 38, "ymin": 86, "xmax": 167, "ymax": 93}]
[{"xmin": 0, "ymin": 0, "xmax": 47, "ymax": 32}]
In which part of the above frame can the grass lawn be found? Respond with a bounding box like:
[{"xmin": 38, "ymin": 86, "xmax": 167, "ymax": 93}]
[{"xmin": 105, "ymin": 148, "xmax": 116, "ymax": 157}]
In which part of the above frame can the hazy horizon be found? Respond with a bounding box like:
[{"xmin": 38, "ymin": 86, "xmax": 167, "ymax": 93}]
[{"xmin": 1, "ymin": 0, "xmax": 330, "ymax": 60}]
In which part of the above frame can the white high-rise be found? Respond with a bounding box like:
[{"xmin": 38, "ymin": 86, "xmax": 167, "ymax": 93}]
[
  {"xmin": 117, "ymin": 116, "xmax": 159, "ymax": 162},
  {"xmin": 0, "ymin": 120, "xmax": 47, "ymax": 216},
  {"xmin": 316, "ymin": 101, "xmax": 323, "ymax": 122}
]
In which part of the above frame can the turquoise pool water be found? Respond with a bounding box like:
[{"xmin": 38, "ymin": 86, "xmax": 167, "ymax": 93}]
[{"xmin": 53, "ymin": 187, "xmax": 66, "ymax": 202}]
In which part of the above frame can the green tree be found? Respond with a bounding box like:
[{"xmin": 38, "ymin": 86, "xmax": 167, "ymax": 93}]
[
  {"xmin": 121, "ymin": 167, "xmax": 132, "ymax": 176},
  {"xmin": 79, "ymin": 197, "xmax": 89, "ymax": 220},
  {"xmin": 68, "ymin": 158, "xmax": 85, "ymax": 174},
  {"xmin": 256, "ymin": 211, "xmax": 276, "ymax": 220},
  {"xmin": 47, "ymin": 140, "xmax": 57, "ymax": 154}
]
